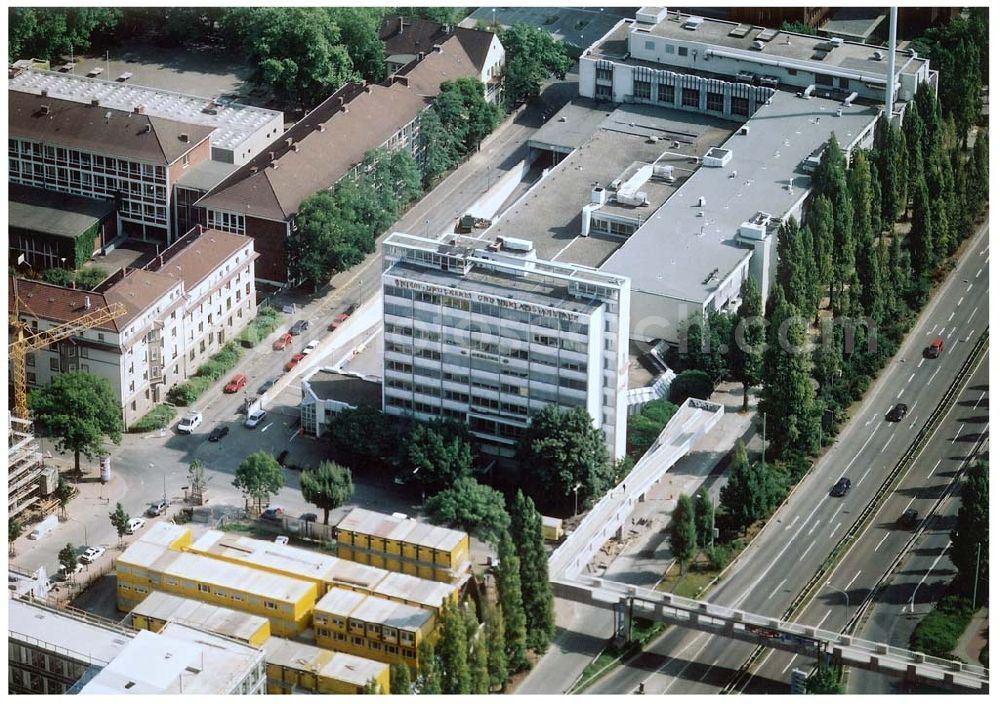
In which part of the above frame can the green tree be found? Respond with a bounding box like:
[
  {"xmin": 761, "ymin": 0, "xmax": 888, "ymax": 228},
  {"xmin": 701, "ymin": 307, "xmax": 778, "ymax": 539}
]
[
  {"xmin": 909, "ymin": 175, "xmax": 935, "ymax": 278},
  {"xmin": 9, "ymin": 517, "xmax": 22, "ymax": 556},
  {"xmin": 510, "ymin": 492, "xmax": 554, "ymax": 653},
  {"xmin": 719, "ymin": 441, "xmax": 766, "ymax": 534},
  {"xmin": 733, "ymin": 276, "xmax": 766, "ymax": 411},
  {"xmin": 950, "ymin": 460, "xmax": 988, "ymax": 606},
  {"xmin": 779, "ymin": 20, "xmax": 817, "ymax": 36},
  {"xmin": 518, "ymin": 405, "xmax": 611, "ymax": 513},
  {"xmin": 626, "ymin": 399, "xmax": 679, "ymax": 459},
  {"xmin": 775, "ymin": 218, "xmax": 810, "ymax": 314},
  {"xmin": 30, "ymin": 372, "xmax": 123, "ymax": 475},
  {"xmin": 329, "ymin": 7, "xmax": 387, "ymax": 83},
  {"xmin": 8, "ymin": 7, "xmax": 122, "ymax": 62},
  {"xmin": 806, "ymin": 665, "xmax": 843, "ymax": 694},
  {"xmin": 484, "ymin": 604, "xmax": 508, "ymax": 690},
  {"xmin": 328, "ymin": 406, "xmax": 396, "ymax": 468},
  {"xmin": 496, "ymin": 531, "xmax": 529, "ymax": 672},
  {"xmin": 872, "ymin": 115, "xmax": 905, "ymax": 229},
  {"xmin": 426, "ymin": 477, "xmax": 509, "ymax": 543},
  {"xmin": 670, "ymin": 494, "xmax": 697, "ymax": 573},
  {"xmin": 109, "ymin": 502, "xmax": 130, "ymax": 548},
  {"xmin": 390, "ymin": 663, "xmax": 412, "ymax": 695},
  {"xmin": 435, "ymin": 78, "xmax": 502, "ymax": 152},
  {"xmin": 361, "ymin": 677, "xmax": 381, "ymax": 694},
  {"xmin": 437, "ymin": 600, "xmax": 471, "ymax": 694},
  {"xmin": 55, "ymin": 476, "xmax": 73, "ymax": 520},
  {"xmin": 233, "ymin": 451, "xmax": 284, "ymax": 514},
  {"xmin": 58, "ymin": 543, "xmax": 78, "ymax": 578},
  {"xmin": 759, "ymin": 286, "xmax": 820, "ymax": 458},
  {"xmin": 668, "ymin": 369, "xmax": 714, "ymax": 404},
  {"xmin": 693, "ymin": 489, "xmax": 715, "ymax": 548},
  {"xmin": 968, "ymin": 130, "xmax": 988, "ymax": 214},
  {"xmin": 222, "ymin": 7, "xmax": 358, "ymax": 110},
  {"xmin": 405, "ymin": 420, "xmax": 475, "ymax": 494},
  {"xmin": 467, "ymin": 605, "xmax": 490, "ymax": 694},
  {"xmin": 418, "ymin": 107, "xmax": 460, "ymax": 187},
  {"xmin": 300, "ymin": 461, "xmax": 354, "ymax": 525},
  {"xmin": 499, "ymin": 23, "xmax": 573, "ymax": 108},
  {"xmin": 417, "ymin": 640, "xmax": 441, "ymax": 694},
  {"xmin": 289, "ymin": 190, "xmax": 371, "ymax": 288},
  {"xmin": 806, "ymin": 194, "xmax": 834, "ymax": 312}
]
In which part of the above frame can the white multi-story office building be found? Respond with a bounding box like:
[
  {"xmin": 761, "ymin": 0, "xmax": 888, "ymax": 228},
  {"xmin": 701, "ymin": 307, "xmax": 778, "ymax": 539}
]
[{"xmin": 381, "ymin": 232, "xmax": 630, "ymax": 459}]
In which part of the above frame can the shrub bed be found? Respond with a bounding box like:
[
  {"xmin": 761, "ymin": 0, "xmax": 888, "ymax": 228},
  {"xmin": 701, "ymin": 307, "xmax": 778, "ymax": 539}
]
[
  {"xmin": 910, "ymin": 594, "xmax": 974, "ymax": 659},
  {"xmin": 128, "ymin": 403, "xmax": 176, "ymax": 433}
]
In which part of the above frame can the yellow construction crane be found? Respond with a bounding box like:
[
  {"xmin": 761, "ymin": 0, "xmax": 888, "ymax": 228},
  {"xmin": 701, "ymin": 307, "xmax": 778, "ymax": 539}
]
[{"xmin": 9, "ymin": 280, "xmax": 126, "ymax": 420}]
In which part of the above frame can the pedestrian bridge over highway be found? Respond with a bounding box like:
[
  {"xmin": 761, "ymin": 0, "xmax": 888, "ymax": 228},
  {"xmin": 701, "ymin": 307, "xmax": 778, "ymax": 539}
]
[{"xmin": 548, "ymin": 399, "xmax": 988, "ymax": 693}]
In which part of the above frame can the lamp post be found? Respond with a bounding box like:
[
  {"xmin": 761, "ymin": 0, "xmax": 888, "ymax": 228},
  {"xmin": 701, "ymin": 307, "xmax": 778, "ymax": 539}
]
[
  {"xmin": 827, "ymin": 581, "xmax": 849, "ymax": 607},
  {"xmin": 150, "ymin": 462, "xmax": 165, "ymax": 505},
  {"xmin": 66, "ymin": 517, "xmax": 88, "ymax": 547},
  {"xmin": 573, "ymin": 482, "xmax": 583, "ymax": 517}
]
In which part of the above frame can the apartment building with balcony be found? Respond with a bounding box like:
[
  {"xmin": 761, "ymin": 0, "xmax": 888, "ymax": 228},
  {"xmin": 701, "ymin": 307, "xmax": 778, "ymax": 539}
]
[
  {"xmin": 8, "ymin": 227, "xmax": 256, "ymax": 428},
  {"xmin": 312, "ymin": 588, "xmax": 436, "ymax": 669},
  {"xmin": 381, "ymin": 232, "xmax": 631, "ymax": 459}
]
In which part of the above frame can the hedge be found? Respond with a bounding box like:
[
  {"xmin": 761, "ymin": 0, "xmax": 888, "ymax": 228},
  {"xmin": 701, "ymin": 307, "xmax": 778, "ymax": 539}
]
[
  {"xmin": 128, "ymin": 403, "xmax": 176, "ymax": 433},
  {"xmin": 910, "ymin": 594, "xmax": 974, "ymax": 659},
  {"xmin": 239, "ymin": 306, "xmax": 281, "ymax": 348}
]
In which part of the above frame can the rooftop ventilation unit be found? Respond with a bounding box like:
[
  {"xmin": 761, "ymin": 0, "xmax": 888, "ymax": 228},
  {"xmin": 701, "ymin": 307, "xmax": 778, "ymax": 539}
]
[
  {"xmin": 873, "ymin": 50, "xmax": 884, "ymax": 61},
  {"xmin": 39, "ymin": 104, "xmax": 50, "ymax": 115},
  {"xmin": 682, "ymin": 16, "xmax": 704, "ymax": 30},
  {"xmin": 180, "ymin": 133, "xmax": 190, "ymax": 143},
  {"xmin": 751, "ymin": 40, "xmax": 766, "ymax": 51},
  {"xmin": 828, "ymin": 37, "xmax": 844, "ymax": 48}
]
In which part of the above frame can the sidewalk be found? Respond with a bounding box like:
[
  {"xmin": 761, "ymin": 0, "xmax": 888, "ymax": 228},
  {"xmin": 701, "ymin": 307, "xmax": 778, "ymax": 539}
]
[{"xmin": 955, "ymin": 607, "xmax": 988, "ymax": 666}]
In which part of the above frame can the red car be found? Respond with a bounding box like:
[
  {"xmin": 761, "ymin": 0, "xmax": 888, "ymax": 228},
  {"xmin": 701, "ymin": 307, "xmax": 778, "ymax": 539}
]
[
  {"xmin": 273, "ymin": 332, "xmax": 293, "ymax": 350},
  {"xmin": 285, "ymin": 353, "xmax": 305, "ymax": 372},
  {"xmin": 328, "ymin": 313, "xmax": 349, "ymax": 331},
  {"xmin": 223, "ymin": 373, "xmax": 247, "ymax": 393}
]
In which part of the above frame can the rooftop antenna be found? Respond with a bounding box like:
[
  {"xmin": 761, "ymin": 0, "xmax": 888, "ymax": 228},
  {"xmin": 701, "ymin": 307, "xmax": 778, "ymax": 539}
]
[{"xmin": 885, "ymin": 6, "xmax": 897, "ymax": 118}]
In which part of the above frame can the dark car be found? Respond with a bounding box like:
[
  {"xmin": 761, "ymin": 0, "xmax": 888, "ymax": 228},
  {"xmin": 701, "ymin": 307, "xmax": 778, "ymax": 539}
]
[
  {"xmin": 208, "ymin": 425, "xmax": 230, "ymax": 442},
  {"xmin": 831, "ymin": 477, "xmax": 852, "ymax": 497},
  {"xmin": 898, "ymin": 508, "xmax": 919, "ymax": 529},
  {"xmin": 258, "ymin": 378, "xmax": 277, "ymax": 395},
  {"xmin": 276, "ymin": 450, "xmax": 290, "ymax": 466},
  {"xmin": 299, "ymin": 513, "xmax": 318, "ymax": 523},
  {"xmin": 886, "ymin": 403, "xmax": 909, "ymax": 422},
  {"xmin": 290, "ymin": 319, "xmax": 310, "ymax": 335},
  {"xmin": 260, "ymin": 506, "xmax": 284, "ymax": 521}
]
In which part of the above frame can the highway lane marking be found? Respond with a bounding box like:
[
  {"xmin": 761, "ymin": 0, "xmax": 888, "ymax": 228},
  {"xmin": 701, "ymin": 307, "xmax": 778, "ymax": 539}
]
[
  {"xmin": 731, "ymin": 497, "xmax": 828, "ymax": 606},
  {"xmin": 766, "ymin": 579, "xmax": 787, "ymax": 600},
  {"xmin": 845, "ymin": 569, "xmax": 862, "ymax": 590},
  {"xmin": 927, "ymin": 458, "xmax": 943, "ymax": 479},
  {"xmin": 948, "ymin": 326, "xmax": 957, "ymax": 338},
  {"xmin": 967, "ymin": 306, "xmax": 979, "ymax": 323},
  {"xmin": 976, "ymin": 268, "xmax": 983, "ymax": 278},
  {"xmin": 966, "ymin": 282, "xmax": 973, "ymax": 292},
  {"xmin": 948, "ymin": 311, "xmax": 955, "ymax": 322},
  {"xmin": 695, "ymin": 657, "xmax": 720, "ymax": 686},
  {"xmin": 808, "ymin": 518, "xmax": 821, "ymax": 536},
  {"xmin": 879, "ymin": 433, "xmax": 896, "ymax": 454},
  {"xmin": 896, "ymin": 387, "xmax": 904, "ymax": 398},
  {"xmin": 967, "ymin": 329, "xmax": 975, "ymax": 340},
  {"xmin": 818, "ymin": 609, "xmax": 833, "ymax": 627},
  {"xmin": 955, "ymin": 423, "xmax": 965, "ymax": 439},
  {"xmin": 798, "ymin": 539, "xmax": 817, "ymax": 562},
  {"xmin": 917, "ymin": 358, "xmax": 924, "ymax": 368},
  {"xmin": 658, "ymin": 633, "xmax": 715, "ymax": 693},
  {"xmin": 288, "ymin": 429, "xmax": 301, "ymax": 442},
  {"xmin": 829, "ymin": 521, "xmax": 842, "ymax": 538},
  {"xmin": 857, "ymin": 466, "xmax": 873, "ymax": 486},
  {"xmin": 782, "ymin": 655, "xmax": 799, "ymax": 674},
  {"xmin": 873, "ymin": 532, "xmax": 891, "ymax": 552},
  {"xmin": 843, "ymin": 425, "xmax": 881, "ymax": 474},
  {"xmin": 928, "ymin": 368, "xmax": 940, "ymax": 384},
  {"xmin": 905, "ymin": 540, "xmax": 953, "ymax": 613},
  {"xmin": 830, "ymin": 503, "xmax": 844, "ymax": 523},
  {"xmin": 908, "ymin": 373, "xmax": 916, "ymax": 383},
  {"xmin": 938, "ymin": 326, "xmax": 946, "ymax": 335},
  {"xmin": 957, "ymin": 296, "xmax": 964, "ymax": 307},
  {"xmin": 785, "ymin": 514, "xmax": 800, "ymax": 530},
  {"xmin": 903, "ymin": 495, "xmax": 917, "ymax": 512},
  {"xmin": 866, "ymin": 413, "xmax": 877, "ymax": 426}
]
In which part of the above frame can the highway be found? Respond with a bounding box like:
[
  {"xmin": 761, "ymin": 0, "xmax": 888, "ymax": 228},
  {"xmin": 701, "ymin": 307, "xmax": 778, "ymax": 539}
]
[{"xmin": 586, "ymin": 222, "xmax": 989, "ymax": 695}]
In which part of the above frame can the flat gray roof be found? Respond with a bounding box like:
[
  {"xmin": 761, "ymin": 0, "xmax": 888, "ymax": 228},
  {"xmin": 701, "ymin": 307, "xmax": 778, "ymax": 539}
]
[
  {"xmin": 9, "ymin": 184, "xmax": 114, "ymax": 237},
  {"xmin": 638, "ymin": 10, "xmax": 924, "ymax": 80},
  {"xmin": 528, "ymin": 98, "xmax": 616, "ymax": 154},
  {"xmin": 175, "ymin": 159, "xmax": 239, "ymax": 192},
  {"xmin": 601, "ymin": 91, "xmax": 878, "ymax": 302},
  {"xmin": 305, "ymin": 371, "xmax": 382, "ymax": 407},
  {"xmin": 8, "ymin": 598, "xmax": 133, "ymax": 666},
  {"xmin": 820, "ymin": 8, "xmax": 887, "ymax": 43},
  {"xmin": 388, "ymin": 260, "xmax": 604, "ymax": 316},
  {"xmin": 480, "ymin": 104, "xmax": 733, "ymax": 267}
]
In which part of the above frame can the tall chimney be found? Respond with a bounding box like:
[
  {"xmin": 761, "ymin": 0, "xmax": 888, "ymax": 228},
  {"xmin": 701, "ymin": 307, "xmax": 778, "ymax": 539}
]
[{"xmin": 885, "ymin": 6, "xmax": 897, "ymax": 119}]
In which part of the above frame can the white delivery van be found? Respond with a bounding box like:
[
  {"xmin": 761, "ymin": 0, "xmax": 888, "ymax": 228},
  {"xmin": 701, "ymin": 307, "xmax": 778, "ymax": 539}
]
[{"xmin": 29, "ymin": 515, "xmax": 59, "ymax": 539}]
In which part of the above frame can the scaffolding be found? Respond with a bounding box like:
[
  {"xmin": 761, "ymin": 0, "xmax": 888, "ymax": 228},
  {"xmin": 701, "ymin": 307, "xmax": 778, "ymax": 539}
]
[{"xmin": 8, "ymin": 415, "xmax": 45, "ymax": 518}]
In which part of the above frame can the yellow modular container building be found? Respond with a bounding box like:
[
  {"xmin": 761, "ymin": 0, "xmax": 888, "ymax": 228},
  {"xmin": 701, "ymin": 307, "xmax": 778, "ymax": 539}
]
[
  {"xmin": 313, "ymin": 588, "xmax": 436, "ymax": 668},
  {"xmin": 140, "ymin": 521, "xmax": 193, "ymax": 550},
  {"xmin": 129, "ymin": 590, "xmax": 272, "ymax": 647},
  {"xmin": 115, "ymin": 541, "xmax": 316, "ymax": 637},
  {"xmin": 334, "ymin": 508, "xmax": 471, "ymax": 582},
  {"xmin": 541, "ymin": 515, "xmax": 564, "ymax": 541},
  {"xmin": 263, "ymin": 637, "xmax": 390, "ymax": 695},
  {"xmin": 188, "ymin": 529, "xmax": 458, "ymax": 614}
]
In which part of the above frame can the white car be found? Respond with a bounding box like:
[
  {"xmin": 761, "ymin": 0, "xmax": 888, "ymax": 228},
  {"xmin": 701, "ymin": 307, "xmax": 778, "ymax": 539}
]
[
  {"xmin": 80, "ymin": 546, "xmax": 106, "ymax": 564},
  {"xmin": 302, "ymin": 339, "xmax": 320, "ymax": 355},
  {"xmin": 126, "ymin": 518, "xmax": 145, "ymax": 535},
  {"xmin": 177, "ymin": 411, "xmax": 203, "ymax": 433},
  {"xmin": 244, "ymin": 409, "xmax": 267, "ymax": 429}
]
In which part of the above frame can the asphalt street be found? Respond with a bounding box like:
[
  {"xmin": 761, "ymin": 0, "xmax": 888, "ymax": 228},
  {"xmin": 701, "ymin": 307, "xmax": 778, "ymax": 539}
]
[{"xmin": 586, "ymin": 222, "xmax": 989, "ymax": 695}]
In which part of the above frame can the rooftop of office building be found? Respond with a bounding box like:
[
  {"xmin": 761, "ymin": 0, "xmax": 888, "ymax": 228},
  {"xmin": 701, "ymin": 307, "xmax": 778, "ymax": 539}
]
[
  {"xmin": 9, "ymin": 184, "xmax": 115, "ymax": 238},
  {"xmin": 8, "ymin": 67, "xmax": 282, "ymax": 156},
  {"xmin": 263, "ymin": 637, "xmax": 387, "ymax": 687},
  {"xmin": 598, "ymin": 9, "xmax": 927, "ymax": 81},
  {"xmin": 601, "ymin": 90, "xmax": 877, "ymax": 303},
  {"xmin": 78, "ymin": 624, "xmax": 263, "ymax": 694},
  {"xmin": 482, "ymin": 103, "xmax": 734, "ymax": 267},
  {"xmin": 129, "ymin": 591, "xmax": 269, "ymax": 645},
  {"xmin": 8, "ymin": 597, "xmax": 134, "ymax": 667}
]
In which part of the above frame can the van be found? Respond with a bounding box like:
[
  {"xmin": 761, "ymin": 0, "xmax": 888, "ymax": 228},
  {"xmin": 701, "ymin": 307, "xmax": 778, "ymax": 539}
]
[
  {"xmin": 924, "ymin": 337, "xmax": 944, "ymax": 358},
  {"xmin": 29, "ymin": 514, "xmax": 58, "ymax": 539}
]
